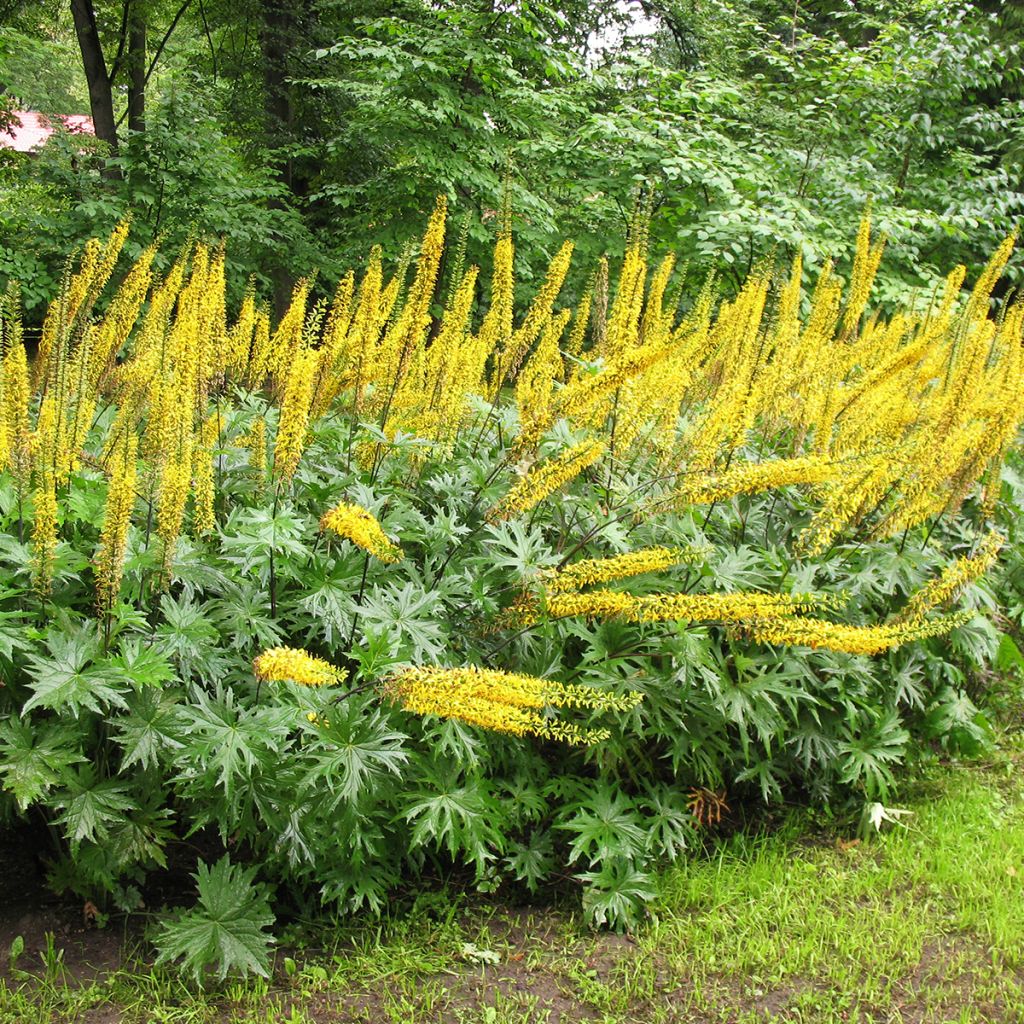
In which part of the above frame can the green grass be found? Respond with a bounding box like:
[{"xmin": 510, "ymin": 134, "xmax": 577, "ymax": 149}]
[{"xmin": 3, "ymin": 749, "xmax": 1023, "ymax": 1023}]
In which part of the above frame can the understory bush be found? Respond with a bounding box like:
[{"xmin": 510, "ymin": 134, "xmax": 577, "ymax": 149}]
[{"xmin": 0, "ymin": 201, "xmax": 1021, "ymax": 976}]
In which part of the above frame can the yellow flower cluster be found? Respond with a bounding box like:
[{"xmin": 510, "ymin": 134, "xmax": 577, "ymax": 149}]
[
  {"xmin": 899, "ymin": 530, "xmax": 1002, "ymax": 623},
  {"xmin": 544, "ymin": 588, "xmax": 820, "ymax": 624},
  {"xmin": 273, "ymin": 348, "xmax": 318, "ymax": 482},
  {"xmin": 30, "ymin": 474, "xmax": 58, "ymax": 596},
  {"xmin": 486, "ymin": 439, "xmax": 605, "ymax": 522},
  {"xmin": 2, "ymin": 203, "xmax": 1021, "ymax": 707},
  {"xmin": 320, "ymin": 501, "xmax": 403, "ymax": 563},
  {"xmin": 738, "ymin": 612, "xmax": 971, "ymax": 656},
  {"xmin": 94, "ymin": 431, "xmax": 138, "ymax": 616},
  {"xmin": 253, "ymin": 646, "xmax": 348, "ymax": 687},
  {"xmin": 543, "ymin": 546, "xmax": 698, "ymax": 594},
  {"xmin": 664, "ymin": 455, "xmax": 837, "ymax": 507},
  {"xmin": 192, "ymin": 413, "xmax": 219, "ymax": 535},
  {"xmin": 387, "ymin": 665, "xmax": 641, "ymax": 745}
]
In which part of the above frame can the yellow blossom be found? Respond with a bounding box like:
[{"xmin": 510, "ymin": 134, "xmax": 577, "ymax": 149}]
[
  {"xmin": 899, "ymin": 531, "xmax": 1002, "ymax": 623},
  {"xmin": 387, "ymin": 665, "xmax": 641, "ymax": 745},
  {"xmin": 30, "ymin": 472, "xmax": 58, "ymax": 596},
  {"xmin": 544, "ymin": 589, "xmax": 822, "ymax": 624},
  {"xmin": 254, "ymin": 646, "xmax": 348, "ymax": 687},
  {"xmin": 156, "ymin": 454, "xmax": 192, "ymax": 575},
  {"xmin": 2, "ymin": 338, "xmax": 30, "ymax": 484},
  {"xmin": 94, "ymin": 431, "xmax": 138, "ymax": 615},
  {"xmin": 320, "ymin": 501, "xmax": 403, "ymax": 562},
  {"xmin": 543, "ymin": 546, "xmax": 700, "ymax": 594},
  {"xmin": 487, "ymin": 439, "xmax": 605, "ymax": 522},
  {"xmin": 666, "ymin": 456, "xmax": 839, "ymax": 507},
  {"xmin": 273, "ymin": 348, "xmax": 318, "ymax": 482},
  {"xmin": 738, "ymin": 612, "xmax": 971, "ymax": 656}
]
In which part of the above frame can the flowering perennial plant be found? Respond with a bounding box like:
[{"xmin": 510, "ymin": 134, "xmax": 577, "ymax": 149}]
[{"xmin": 0, "ymin": 204, "xmax": 1021, "ymax": 944}]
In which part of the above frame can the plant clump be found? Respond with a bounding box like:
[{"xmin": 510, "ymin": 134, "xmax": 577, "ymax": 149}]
[{"xmin": 0, "ymin": 203, "xmax": 1021, "ymax": 967}]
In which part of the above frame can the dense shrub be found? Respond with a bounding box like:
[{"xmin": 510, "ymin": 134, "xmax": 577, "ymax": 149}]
[{"xmin": 0, "ymin": 202, "xmax": 1020, "ymax": 976}]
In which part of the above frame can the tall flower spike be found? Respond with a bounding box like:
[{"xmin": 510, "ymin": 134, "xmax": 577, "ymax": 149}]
[
  {"xmin": 273, "ymin": 348, "xmax": 318, "ymax": 482},
  {"xmin": 388, "ymin": 665, "xmax": 641, "ymax": 745},
  {"xmin": 94, "ymin": 431, "xmax": 138, "ymax": 616},
  {"xmin": 738, "ymin": 612, "xmax": 971, "ymax": 656},
  {"xmin": 542, "ymin": 589, "xmax": 823, "ymax": 625},
  {"xmin": 543, "ymin": 547, "xmax": 702, "ymax": 594},
  {"xmin": 156, "ymin": 452, "xmax": 192, "ymax": 577},
  {"xmin": 320, "ymin": 501, "xmax": 403, "ymax": 563},
  {"xmin": 662, "ymin": 455, "xmax": 840, "ymax": 508},
  {"xmin": 30, "ymin": 472, "xmax": 58, "ymax": 597},
  {"xmin": 898, "ymin": 531, "xmax": 1002, "ymax": 624},
  {"xmin": 192, "ymin": 412, "xmax": 220, "ymax": 535},
  {"xmin": 487, "ymin": 439, "xmax": 605, "ymax": 522},
  {"xmin": 254, "ymin": 646, "xmax": 348, "ymax": 687}
]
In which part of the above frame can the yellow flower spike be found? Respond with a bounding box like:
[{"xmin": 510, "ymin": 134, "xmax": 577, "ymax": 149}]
[
  {"xmin": 273, "ymin": 348, "xmax": 318, "ymax": 482},
  {"xmin": 487, "ymin": 438, "xmax": 605, "ymax": 522},
  {"xmin": 387, "ymin": 665, "xmax": 641, "ymax": 745},
  {"xmin": 543, "ymin": 546, "xmax": 700, "ymax": 594},
  {"xmin": 88, "ymin": 245, "xmax": 156, "ymax": 388},
  {"xmin": 544, "ymin": 589, "xmax": 821, "ymax": 624},
  {"xmin": 670, "ymin": 456, "xmax": 839, "ymax": 506},
  {"xmin": 246, "ymin": 309, "xmax": 273, "ymax": 388},
  {"xmin": 320, "ymin": 501, "xmax": 403, "ymax": 563},
  {"xmin": 30, "ymin": 472, "xmax": 58, "ymax": 597},
  {"xmin": 738, "ymin": 612, "xmax": 972, "ymax": 657},
  {"xmin": 156, "ymin": 452, "xmax": 193, "ymax": 576},
  {"xmin": 266, "ymin": 277, "xmax": 312, "ymax": 385},
  {"xmin": 899, "ymin": 531, "xmax": 1003, "ymax": 624},
  {"xmin": 254, "ymin": 647, "xmax": 348, "ymax": 687},
  {"xmin": 476, "ymin": 230, "xmax": 515, "ymax": 373},
  {"xmin": 2, "ymin": 338, "xmax": 30, "ymax": 484},
  {"xmin": 192, "ymin": 412, "xmax": 220, "ymax": 536},
  {"xmin": 489, "ymin": 240, "xmax": 574, "ymax": 397},
  {"xmin": 94, "ymin": 431, "xmax": 138, "ymax": 616},
  {"xmin": 841, "ymin": 209, "xmax": 886, "ymax": 337}
]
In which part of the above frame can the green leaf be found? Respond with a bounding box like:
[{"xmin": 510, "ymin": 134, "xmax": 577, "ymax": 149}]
[
  {"xmin": 113, "ymin": 689, "xmax": 184, "ymax": 771},
  {"xmin": 403, "ymin": 766, "xmax": 504, "ymax": 870},
  {"xmin": 173, "ymin": 686, "xmax": 293, "ymax": 802},
  {"xmin": 579, "ymin": 861, "xmax": 657, "ymax": 930},
  {"xmin": 837, "ymin": 711, "xmax": 910, "ymax": 799},
  {"xmin": 302, "ymin": 700, "xmax": 408, "ymax": 807},
  {"xmin": 560, "ymin": 786, "xmax": 646, "ymax": 868},
  {"xmin": 22, "ymin": 628, "xmax": 129, "ymax": 717},
  {"xmin": 0, "ymin": 719, "xmax": 85, "ymax": 810},
  {"xmin": 51, "ymin": 766, "xmax": 139, "ymax": 851},
  {"xmin": 153, "ymin": 855, "xmax": 275, "ymax": 983}
]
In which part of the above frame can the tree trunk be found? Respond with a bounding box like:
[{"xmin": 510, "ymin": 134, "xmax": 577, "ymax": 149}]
[
  {"xmin": 127, "ymin": 5, "xmax": 146, "ymax": 135},
  {"xmin": 70, "ymin": 0, "xmax": 119, "ymax": 157}
]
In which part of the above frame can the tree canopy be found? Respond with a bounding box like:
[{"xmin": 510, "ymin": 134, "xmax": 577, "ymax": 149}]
[{"xmin": 0, "ymin": 0, "xmax": 1021, "ymax": 311}]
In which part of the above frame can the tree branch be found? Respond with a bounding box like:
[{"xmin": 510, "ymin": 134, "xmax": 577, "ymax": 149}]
[
  {"xmin": 108, "ymin": 0, "xmax": 133, "ymax": 84},
  {"xmin": 114, "ymin": 0, "xmax": 194, "ymax": 130}
]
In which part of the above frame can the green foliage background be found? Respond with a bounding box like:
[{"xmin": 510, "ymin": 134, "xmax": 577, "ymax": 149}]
[{"xmin": 0, "ymin": 0, "xmax": 1022, "ymax": 310}]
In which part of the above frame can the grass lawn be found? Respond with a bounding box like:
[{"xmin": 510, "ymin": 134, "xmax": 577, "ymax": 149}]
[{"xmin": 2, "ymin": 744, "xmax": 1022, "ymax": 1023}]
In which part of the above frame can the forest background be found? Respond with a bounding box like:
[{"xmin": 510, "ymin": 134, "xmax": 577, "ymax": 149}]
[{"xmin": 1, "ymin": 0, "xmax": 1022, "ymax": 320}]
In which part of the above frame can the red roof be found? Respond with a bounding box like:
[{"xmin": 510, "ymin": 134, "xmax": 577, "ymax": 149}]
[{"xmin": 0, "ymin": 110, "xmax": 95, "ymax": 152}]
